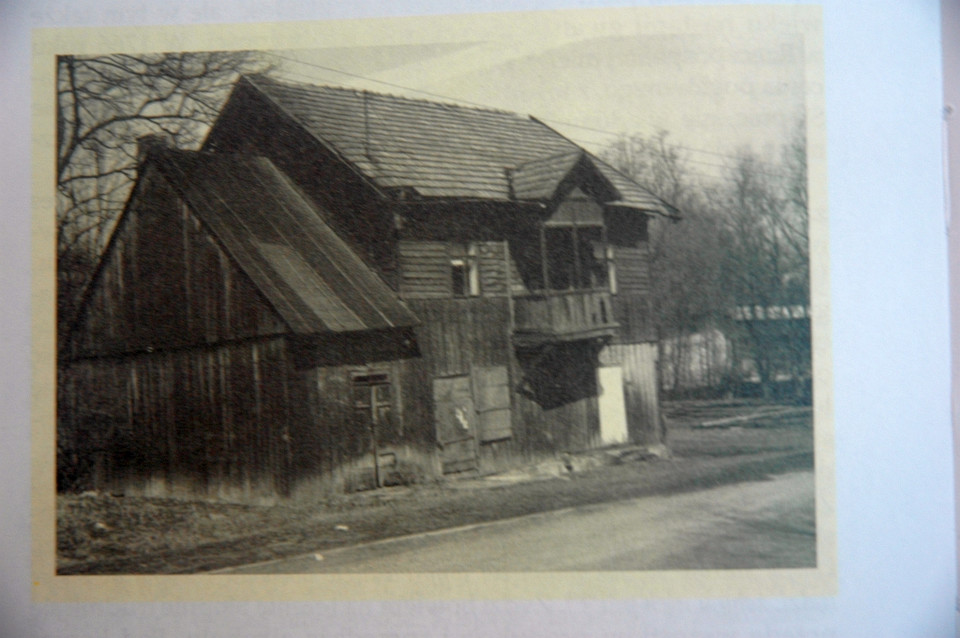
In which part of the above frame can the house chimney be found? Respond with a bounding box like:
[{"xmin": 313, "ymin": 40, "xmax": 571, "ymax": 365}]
[{"xmin": 136, "ymin": 133, "xmax": 173, "ymax": 167}]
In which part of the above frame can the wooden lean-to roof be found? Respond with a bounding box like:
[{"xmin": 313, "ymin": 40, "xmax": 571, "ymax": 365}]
[
  {"xmin": 240, "ymin": 75, "xmax": 674, "ymax": 215},
  {"xmin": 151, "ymin": 149, "xmax": 417, "ymax": 335}
]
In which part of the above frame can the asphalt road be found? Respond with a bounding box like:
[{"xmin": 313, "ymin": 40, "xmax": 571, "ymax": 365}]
[{"xmin": 222, "ymin": 470, "xmax": 815, "ymax": 573}]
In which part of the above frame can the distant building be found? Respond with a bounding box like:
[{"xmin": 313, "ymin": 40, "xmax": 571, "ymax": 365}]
[
  {"xmin": 730, "ymin": 304, "xmax": 811, "ymax": 401},
  {"xmin": 659, "ymin": 305, "xmax": 811, "ymax": 402}
]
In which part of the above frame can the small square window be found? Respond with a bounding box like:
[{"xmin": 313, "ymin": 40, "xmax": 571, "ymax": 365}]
[{"xmin": 352, "ymin": 373, "xmax": 392, "ymax": 426}]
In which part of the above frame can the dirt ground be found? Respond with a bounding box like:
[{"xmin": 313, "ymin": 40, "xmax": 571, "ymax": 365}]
[{"xmin": 56, "ymin": 399, "xmax": 813, "ymax": 575}]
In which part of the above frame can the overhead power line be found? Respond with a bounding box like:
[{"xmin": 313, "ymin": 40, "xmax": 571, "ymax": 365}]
[
  {"xmin": 266, "ymin": 52, "xmax": 792, "ymax": 179},
  {"xmin": 269, "ymin": 53, "xmax": 501, "ymax": 112}
]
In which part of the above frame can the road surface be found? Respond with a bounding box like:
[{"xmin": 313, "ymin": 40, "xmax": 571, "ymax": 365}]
[{"xmin": 221, "ymin": 470, "xmax": 815, "ymax": 573}]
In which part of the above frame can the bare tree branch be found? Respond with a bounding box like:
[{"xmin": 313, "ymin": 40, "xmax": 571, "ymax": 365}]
[
  {"xmin": 56, "ymin": 50, "xmax": 273, "ymax": 338},
  {"xmin": 601, "ymin": 123, "xmax": 809, "ymax": 399}
]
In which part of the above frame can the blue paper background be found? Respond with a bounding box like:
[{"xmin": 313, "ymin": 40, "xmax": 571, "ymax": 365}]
[{"xmin": 0, "ymin": 1, "xmax": 953, "ymax": 635}]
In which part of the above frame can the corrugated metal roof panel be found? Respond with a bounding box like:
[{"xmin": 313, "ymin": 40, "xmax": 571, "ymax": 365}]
[{"xmin": 153, "ymin": 149, "xmax": 418, "ymax": 335}]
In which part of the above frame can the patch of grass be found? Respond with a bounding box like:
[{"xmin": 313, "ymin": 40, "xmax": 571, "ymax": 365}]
[{"xmin": 665, "ymin": 401, "xmax": 813, "ymax": 459}]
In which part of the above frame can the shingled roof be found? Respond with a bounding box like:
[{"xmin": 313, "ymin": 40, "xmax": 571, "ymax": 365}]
[
  {"xmin": 241, "ymin": 75, "xmax": 672, "ymax": 214},
  {"xmin": 151, "ymin": 149, "xmax": 418, "ymax": 335},
  {"xmin": 509, "ymin": 150, "xmax": 589, "ymax": 201}
]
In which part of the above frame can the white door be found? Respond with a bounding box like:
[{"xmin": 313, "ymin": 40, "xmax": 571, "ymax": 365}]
[{"xmin": 598, "ymin": 366, "xmax": 629, "ymax": 444}]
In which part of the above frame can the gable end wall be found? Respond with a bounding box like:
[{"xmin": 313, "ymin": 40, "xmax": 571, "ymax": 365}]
[{"xmin": 70, "ymin": 166, "xmax": 287, "ymax": 359}]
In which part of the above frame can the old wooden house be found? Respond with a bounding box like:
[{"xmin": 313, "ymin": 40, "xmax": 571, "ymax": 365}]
[{"xmin": 60, "ymin": 75, "xmax": 675, "ymax": 500}]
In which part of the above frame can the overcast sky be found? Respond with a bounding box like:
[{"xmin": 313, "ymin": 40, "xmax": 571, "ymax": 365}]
[{"xmin": 267, "ymin": 9, "xmax": 811, "ymax": 181}]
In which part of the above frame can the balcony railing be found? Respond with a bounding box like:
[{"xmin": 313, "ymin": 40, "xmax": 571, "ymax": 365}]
[{"xmin": 512, "ymin": 289, "xmax": 619, "ymax": 347}]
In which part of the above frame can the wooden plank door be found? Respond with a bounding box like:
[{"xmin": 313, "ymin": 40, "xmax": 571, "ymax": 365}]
[
  {"xmin": 598, "ymin": 366, "xmax": 629, "ymax": 445},
  {"xmin": 472, "ymin": 365, "xmax": 512, "ymax": 442},
  {"xmin": 433, "ymin": 375, "xmax": 479, "ymax": 474}
]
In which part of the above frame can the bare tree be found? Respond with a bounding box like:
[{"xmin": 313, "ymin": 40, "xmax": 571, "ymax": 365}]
[
  {"xmin": 603, "ymin": 124, "xmax": 810, "ymax": 400},
  {"xmin": 56, "ymin": 51, "xmax": 270, "ymax": 332},
  {"xmin": 602, "ymin": 132, "xmax": 731, "ymax": 394},
  {"xmin": 718, "ymin": 126, "xmax": 809, "ymax": 399}
]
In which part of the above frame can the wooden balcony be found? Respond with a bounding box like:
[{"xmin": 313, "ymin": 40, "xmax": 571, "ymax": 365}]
[{"xmin": 512, "ymin": 289, "xmax": 619, "ymax": 348}]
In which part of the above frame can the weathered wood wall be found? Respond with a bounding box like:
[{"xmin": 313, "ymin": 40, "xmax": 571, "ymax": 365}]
[
  {"xmin": 61, "ymin": 338, "xmax": 294, "ymax": 499},
  {"xmin": 403, "ymin": 298, "xmax": 519, "ymax": 470},
  {"xmin": 600, "ymin": 342, "xmax": 663, "ymax": 444},
  {"xmin": 613, "ymin": 243, "xmax": 651, "ymax": 297},
  {"xmin": 605, "ymin": 208, "xmax": 656, "ymax": 344},
  {"xmin": 401, "ymin": 295, "xmax": 607, "ymax": 472},
  {"xmin": 62, "ymin": 162, "xmax": 430, "ymax": 498},
  {"xmin": 286, "ymin": 346, "xmax": 436, "ymax": 495},
  {"xmin": 397, "ymin": 241, "xmax": 449, "ymax": 298},
  {"xmin": 602, "ymin": 211, "xmax": 662, "ymax": 443},
  {"xmin": 407, "ymin": 298, "xmax": 511, "ymax": 376},
  {"xmin": 70, "ymin": 168, "xmax": 286, "ymax": 359},
  {"xmin": 613, "ymin": 295, "xmax": 657, "ymax": 344},
  {"xmin": 398, "ymin": 207, "xmax": 652, "ymax": 464},
  {"xmin": 398, "ymin": 239, "xmax": 519, "ymax": 299},
  {"xmin": 62, "ymin": 333, "xmax": 430, "ymax": 500}
]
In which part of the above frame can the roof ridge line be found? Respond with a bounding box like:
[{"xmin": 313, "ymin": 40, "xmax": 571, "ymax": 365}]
[
  {"xmin": 243, "ymin": 73, "xmax": 527, "ymax": 119},
  {"xmin": 240, "ymin": 74, "xmax": 389, "ymax": 199}
]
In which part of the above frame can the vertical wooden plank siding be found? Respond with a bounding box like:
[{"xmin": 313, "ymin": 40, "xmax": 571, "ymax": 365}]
[
  {"xmin": 406, "ymin": 298, "xmax": 511, "ymax": 376},
  {"xmin": 280, "ymin": 347, "xmax": 438, "ymax": 491},
  {"xmin": 70, "ymin": 168, "xmax": 286, "ymax": 360},
  {"xmin": 61, "ymin": 337, "xmax": 300, "ymax": 499},
  {"xmin": 600, "ymin": 342, "xmax": 663, "ymax": 444},
  {"xmin": 404, "ymin": 297, "xmax": 530, "ymax": 465},
  {"xmin": 511, "ymin": 341, "xmax": 601, "ymax": 455},
  {"xmin": 65, "ymin": 332, "xmax": 429, "ymax": 499},
  {"xmin": 613, "ymin": 295, "xmax": 657, "ymax": 344}
]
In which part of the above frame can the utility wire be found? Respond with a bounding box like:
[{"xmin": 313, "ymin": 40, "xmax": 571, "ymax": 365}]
[
  {"xmin": 269, "ymin": 53, "xmax": 504, "ymax": 112},
  {"xmin": 267, "ymin": 52, "xmax": 792, "ymax": 179}
]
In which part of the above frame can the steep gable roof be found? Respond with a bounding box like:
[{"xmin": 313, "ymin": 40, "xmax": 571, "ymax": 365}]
[
  {"xmin": 509, "ymin": 150, "xmax": 619, "ymax": 203},
  {"xmin": 509, "ymin": 150, "xmax": 586, "ymax": 201},
  {"xmin": 151, "ymin": 149, "xmax": 417, "ymax": 335},
  {"xmin": 238, "ymin": 75, "xmax": 673, "ymax": 215}
]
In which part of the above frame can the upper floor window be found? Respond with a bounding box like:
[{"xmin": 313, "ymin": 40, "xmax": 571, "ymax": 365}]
[
  {"xmin": 450, "ymin": 244, "xmax": 479, "ymax": 297},
  {"xmin": 540, "ymin": 188, "xmax": 614, "ymax": 292},
  {"xmin": 544, "ymin": 225, "xmax": 612, "ymax": 291}
]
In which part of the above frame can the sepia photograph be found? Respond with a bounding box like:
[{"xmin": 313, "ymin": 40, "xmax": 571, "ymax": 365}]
[{"xmin": 37, "ymin": 5, "xmax": 830, "ymax": 595}]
